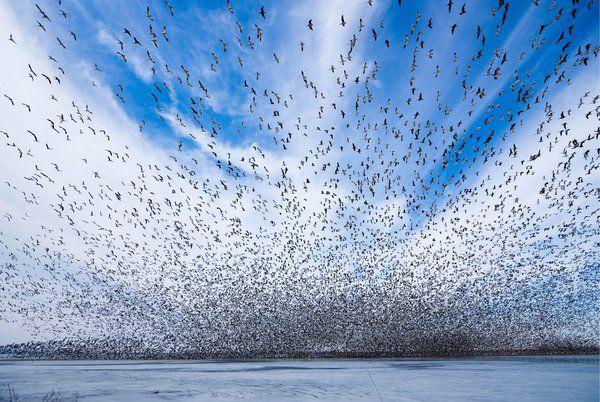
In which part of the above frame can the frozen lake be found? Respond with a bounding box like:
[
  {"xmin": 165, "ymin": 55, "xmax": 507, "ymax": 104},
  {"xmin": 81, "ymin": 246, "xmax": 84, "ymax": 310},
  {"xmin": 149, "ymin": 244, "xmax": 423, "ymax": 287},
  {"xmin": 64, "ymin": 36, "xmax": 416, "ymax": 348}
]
[{"xmin": 0, "ymin": 356, "xmax": 598, "ymax": 401}]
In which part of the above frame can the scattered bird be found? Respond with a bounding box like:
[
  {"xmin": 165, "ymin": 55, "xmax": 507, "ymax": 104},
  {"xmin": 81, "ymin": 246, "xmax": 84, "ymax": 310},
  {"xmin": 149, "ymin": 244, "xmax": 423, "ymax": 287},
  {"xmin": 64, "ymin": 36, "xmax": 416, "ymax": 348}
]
[{"xmin": 0, "ymin": 0, "xmax": 597, "ymax": 360}]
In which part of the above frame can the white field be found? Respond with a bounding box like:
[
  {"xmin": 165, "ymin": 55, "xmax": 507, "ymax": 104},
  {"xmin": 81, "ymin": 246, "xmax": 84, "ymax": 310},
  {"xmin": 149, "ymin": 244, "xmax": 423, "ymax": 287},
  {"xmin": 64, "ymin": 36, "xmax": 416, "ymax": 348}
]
[{"xmin": 0, "ymin": 356, "xmax": 598, "ymax": 401}]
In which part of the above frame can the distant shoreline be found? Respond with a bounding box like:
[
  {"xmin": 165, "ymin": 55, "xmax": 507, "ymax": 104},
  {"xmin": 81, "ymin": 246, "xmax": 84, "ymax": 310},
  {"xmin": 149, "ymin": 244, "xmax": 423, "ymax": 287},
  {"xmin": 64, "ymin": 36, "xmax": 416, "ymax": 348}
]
[{"xmin": 1, "ymin": 345, "xmax": 598, "ymax": 361}]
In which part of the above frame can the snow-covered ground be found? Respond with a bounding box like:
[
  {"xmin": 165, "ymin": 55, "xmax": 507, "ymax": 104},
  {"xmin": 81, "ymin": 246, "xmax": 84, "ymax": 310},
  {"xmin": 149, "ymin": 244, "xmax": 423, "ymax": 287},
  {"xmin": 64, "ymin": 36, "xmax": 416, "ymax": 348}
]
[{"xmin": 0, "ymin": 356, "xmax": 598, "ymax": 401}]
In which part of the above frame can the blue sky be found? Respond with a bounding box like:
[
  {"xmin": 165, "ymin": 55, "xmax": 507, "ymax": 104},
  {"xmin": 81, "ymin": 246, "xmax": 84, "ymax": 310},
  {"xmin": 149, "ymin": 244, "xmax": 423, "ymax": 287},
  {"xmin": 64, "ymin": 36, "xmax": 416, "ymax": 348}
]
[{"xmin": 0, "ymin": 0, "xmax": 598, "ymax": 350}]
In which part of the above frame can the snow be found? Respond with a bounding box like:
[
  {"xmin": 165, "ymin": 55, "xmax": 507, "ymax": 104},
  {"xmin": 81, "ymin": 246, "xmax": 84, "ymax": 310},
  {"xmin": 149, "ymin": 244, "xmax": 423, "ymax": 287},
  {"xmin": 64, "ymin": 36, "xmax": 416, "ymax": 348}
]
[{"xmin": 0, "ymin": 356, "xmax": 598, "ymax": 401}]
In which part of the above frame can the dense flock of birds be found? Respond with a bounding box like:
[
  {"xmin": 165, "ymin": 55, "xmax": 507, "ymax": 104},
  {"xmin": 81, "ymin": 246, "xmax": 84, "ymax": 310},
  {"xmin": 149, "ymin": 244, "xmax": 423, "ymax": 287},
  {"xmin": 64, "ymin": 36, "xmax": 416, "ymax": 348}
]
[{"xmin": 0, "ymin": 0, "xmax": 599, "ymax": 358}]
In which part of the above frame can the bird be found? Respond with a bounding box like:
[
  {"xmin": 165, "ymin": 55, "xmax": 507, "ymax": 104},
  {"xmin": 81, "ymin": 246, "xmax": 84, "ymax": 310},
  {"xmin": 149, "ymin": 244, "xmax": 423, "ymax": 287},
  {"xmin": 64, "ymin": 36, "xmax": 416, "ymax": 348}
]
[
  {"xmin": 0, "ymin": 0, "xmax": 596, "ymax": 362},
  {"xmin": 164, "ymin": 1, "xmax": 174, "ymax": 16},
  {"xmin": 146, "ymin": 6, "xmax": 153, "ymax": 21},
  {"xmin": 27, "ymin": 130, "xmax": 39, "ymax": 142},
  {"xmin": 3, "ymin": 94, "xmax": 14, "ymax": 105}
]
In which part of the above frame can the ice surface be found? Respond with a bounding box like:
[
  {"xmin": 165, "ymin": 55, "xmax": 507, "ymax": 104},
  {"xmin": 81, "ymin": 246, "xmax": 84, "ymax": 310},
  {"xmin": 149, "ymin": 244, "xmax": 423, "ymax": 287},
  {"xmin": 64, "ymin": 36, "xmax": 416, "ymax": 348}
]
[{"xmin": 0, "ymin": 356, "xmax": 598, "ymax": 401}]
